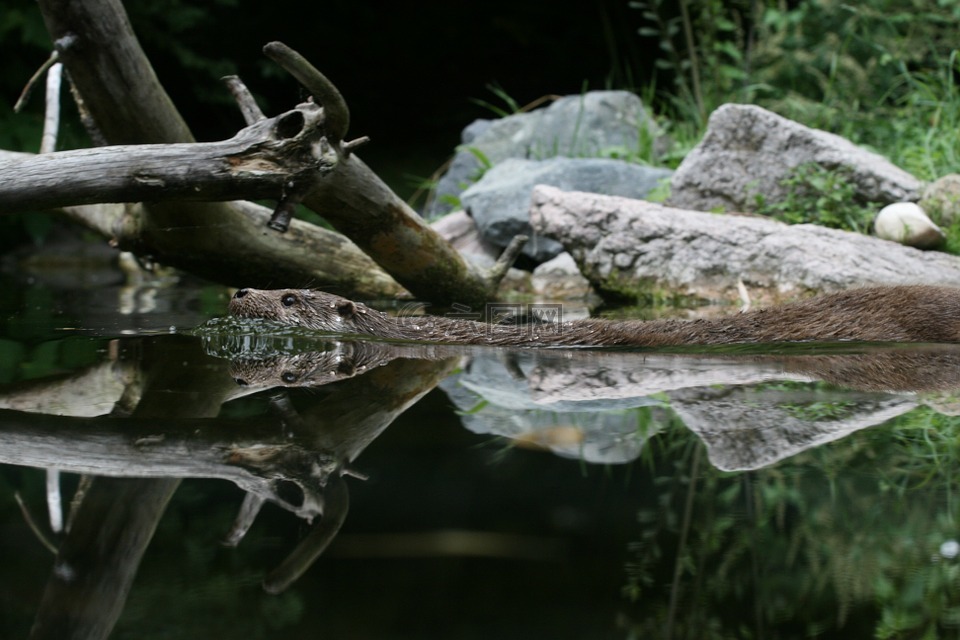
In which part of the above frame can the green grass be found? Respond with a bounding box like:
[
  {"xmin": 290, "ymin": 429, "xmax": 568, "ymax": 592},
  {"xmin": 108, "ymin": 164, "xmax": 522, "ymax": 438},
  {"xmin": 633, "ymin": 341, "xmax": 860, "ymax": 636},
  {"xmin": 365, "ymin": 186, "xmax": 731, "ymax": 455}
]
[{"xmin": 628, "ymin": 0, "xmax": 960, "ymax": 251}]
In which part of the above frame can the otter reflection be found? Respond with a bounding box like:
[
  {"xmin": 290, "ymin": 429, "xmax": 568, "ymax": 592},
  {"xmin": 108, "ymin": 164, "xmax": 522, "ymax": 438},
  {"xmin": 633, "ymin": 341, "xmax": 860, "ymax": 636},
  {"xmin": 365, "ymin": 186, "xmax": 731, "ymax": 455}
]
[
  {"xmin": 221, "ymin": 339, "xmax": 960, "ymax": 394},
  {"xmin": 222, "ymin": 349, "xmax": 461, "ymax": 591},
  {"xmin": 228, "ymin": 340, "xmax": 455, "ymax": 388},
  {"xmin": 229, "ymin": 341, "xmax": 392, "ymax": 387}
]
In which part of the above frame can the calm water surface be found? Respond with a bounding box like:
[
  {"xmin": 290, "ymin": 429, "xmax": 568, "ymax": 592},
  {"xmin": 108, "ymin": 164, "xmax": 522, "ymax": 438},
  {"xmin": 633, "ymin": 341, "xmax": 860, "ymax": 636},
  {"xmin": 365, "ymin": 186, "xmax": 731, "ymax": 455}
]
[{"xmin": 1, "ymin": 269, "xmax": 959, "ymax": 639}]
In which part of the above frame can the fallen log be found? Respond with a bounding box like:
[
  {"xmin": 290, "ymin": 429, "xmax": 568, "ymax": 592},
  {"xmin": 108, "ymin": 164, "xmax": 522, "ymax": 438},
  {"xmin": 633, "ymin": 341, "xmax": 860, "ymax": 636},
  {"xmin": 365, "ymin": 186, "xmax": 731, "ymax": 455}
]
[
  {"xmin": 0, "ymin": 102, "xmax": 338, "ymax": 212},
  {"xmin": 33, "ymin": 0, "xmax": 499, "ymax": 306}
]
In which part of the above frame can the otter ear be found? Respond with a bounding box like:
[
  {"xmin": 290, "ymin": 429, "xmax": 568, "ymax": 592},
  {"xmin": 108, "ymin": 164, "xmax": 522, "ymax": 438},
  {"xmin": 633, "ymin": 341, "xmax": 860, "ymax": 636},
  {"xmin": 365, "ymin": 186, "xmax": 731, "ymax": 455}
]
[{"xmin": 336, "ymin": 300, "xmax": 357, "ymax": 317}]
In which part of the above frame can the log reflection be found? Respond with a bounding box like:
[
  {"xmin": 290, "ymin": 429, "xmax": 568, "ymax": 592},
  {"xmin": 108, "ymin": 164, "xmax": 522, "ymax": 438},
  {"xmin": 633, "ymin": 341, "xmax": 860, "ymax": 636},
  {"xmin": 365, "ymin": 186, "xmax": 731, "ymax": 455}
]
[
  {"xmin": 0, "ymin": 335, "xmax": 456, "ymax": 639},
  {"xmin": 1, "ymin": 334, "xmax": 958, "ymax": 638}
]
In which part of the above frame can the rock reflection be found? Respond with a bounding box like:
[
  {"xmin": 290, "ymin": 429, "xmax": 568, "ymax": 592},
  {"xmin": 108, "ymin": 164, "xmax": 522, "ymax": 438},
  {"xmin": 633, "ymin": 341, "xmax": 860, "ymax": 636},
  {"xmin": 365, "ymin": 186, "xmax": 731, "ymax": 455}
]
[
  {"xmin": 1, "ymin": 333, "xmax": 959, "ymax": 638},
  {"xmin": 442, "ymin": 344, "xmax": 960, "ymax": 467},
  {"xmin": 209, "ymin": 338, "xmax": 960, "ymax": 472}
]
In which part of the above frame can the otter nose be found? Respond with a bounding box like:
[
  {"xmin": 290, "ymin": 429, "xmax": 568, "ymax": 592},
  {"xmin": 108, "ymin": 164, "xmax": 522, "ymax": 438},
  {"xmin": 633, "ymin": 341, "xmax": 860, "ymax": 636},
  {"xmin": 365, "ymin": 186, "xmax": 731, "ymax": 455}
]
[{"xmin": 234, "ymin": 288, "xmax": 249, "ymax": 299}]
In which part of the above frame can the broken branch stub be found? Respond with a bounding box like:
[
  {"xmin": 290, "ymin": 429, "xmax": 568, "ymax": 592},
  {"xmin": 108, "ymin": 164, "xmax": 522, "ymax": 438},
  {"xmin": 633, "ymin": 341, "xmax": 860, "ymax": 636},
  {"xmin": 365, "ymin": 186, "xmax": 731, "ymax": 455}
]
[
  {"xmin": 484, "ymin": 234, "xmax": 528, "ymax": 288},
  {"xmin": 222, "ymin": 74, "xmax": 267, "ymax": 125},
  {"xmin": 263, "ymin": 41, "xmax": 350, "ymax": 144}
]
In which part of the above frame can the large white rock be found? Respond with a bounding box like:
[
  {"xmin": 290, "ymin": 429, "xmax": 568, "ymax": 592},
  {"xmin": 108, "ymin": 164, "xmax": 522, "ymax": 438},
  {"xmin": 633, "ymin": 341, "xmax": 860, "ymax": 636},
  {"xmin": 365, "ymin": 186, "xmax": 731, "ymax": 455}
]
[
  {"xmin": 669, "ymin": 104, "xmax": 923, "ymax": 213},
  {"xmin": 530, "ymin": 185, "xmax": 960, "ymax": 302}
]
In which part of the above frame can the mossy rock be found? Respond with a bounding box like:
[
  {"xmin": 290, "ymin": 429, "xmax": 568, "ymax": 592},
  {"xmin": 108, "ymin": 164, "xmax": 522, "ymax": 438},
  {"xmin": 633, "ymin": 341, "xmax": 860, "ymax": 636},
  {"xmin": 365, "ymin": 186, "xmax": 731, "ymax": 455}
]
[{"xmin": 919, "ymin": 174, "xmax": 960, "ymax": 226}]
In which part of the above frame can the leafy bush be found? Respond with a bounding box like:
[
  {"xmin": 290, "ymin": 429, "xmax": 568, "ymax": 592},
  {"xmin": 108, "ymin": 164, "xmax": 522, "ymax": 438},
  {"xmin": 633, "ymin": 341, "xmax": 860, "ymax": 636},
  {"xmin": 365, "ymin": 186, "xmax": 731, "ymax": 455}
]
[{"xmin": 753, "ymin": 163, "xmax": 879, "ymax": 233}]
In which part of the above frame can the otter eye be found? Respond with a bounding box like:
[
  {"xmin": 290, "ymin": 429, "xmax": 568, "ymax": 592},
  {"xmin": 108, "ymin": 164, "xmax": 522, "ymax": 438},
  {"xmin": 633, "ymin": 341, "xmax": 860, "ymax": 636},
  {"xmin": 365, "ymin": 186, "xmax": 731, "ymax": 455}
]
[
  {"xmin": 281, "ymin": 371, "xmax": 298, "ymax": 383},
  {"xmin": 281, "ymin": 293, "xmax": 298, "ymax": 307}
]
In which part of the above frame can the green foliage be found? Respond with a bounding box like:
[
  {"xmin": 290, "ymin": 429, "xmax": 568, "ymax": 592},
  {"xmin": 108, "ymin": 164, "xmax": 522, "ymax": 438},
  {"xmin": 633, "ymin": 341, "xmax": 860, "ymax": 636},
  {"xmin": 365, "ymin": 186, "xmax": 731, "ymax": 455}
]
[
  {"xmin": 633, "ymin": 0, "xmax": 960, "ymax": 183},
  {"xmin": 468, "ymin": 82, "xmax": 524, "ymax": 118},
  {"xmin": 878, "ymin": 49, "xmax": 960, "ymax": 181},
  {"xmin": 631, "ymin": 0, "xmax": 755, "ymax": 126},
  {"xmin": 430, "ymin": 144, "xmax": 495, "ymax": 212},
  {"xmin": 753, "ymin": 163, "xmax": 879, "ymax": 232},
  {"xmin": 125, "ymin": 0, "xmax": 239, "ymax": 110},
  {"xmin": 0, "ymin": 4, "xmax": 58, "ymax": 154},
  {"xmin": 623, "ymin": 398, "xmax": 960, "ymax": 638},
  {"xmin": 944, "ymin": 219, "xmax": 960, "ymax": 255},
  {"xmin": 640, "ymin": 176, "xmax": 671, "ymax": 203},
  {"xmin": 463, "ymin": 145, "xmax": 493, "ymax": 174},
  {"xmin": 750, "ymin": 1, "xmax": 960, "ymax": 181},
  {"xmin": 782, "ymin": 398, "xmax": 858, "ymax": 422},
  {"xmin": 0, "ymin": 340, "xmax": 26, "ymax": 384}
]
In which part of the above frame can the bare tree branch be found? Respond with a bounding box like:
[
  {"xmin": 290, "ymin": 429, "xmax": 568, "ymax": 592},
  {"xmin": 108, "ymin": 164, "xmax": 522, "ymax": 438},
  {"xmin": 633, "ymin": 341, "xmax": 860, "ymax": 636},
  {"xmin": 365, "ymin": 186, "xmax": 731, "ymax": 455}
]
[
  {"xmin": 35, "ymin": 0, "xmax": 498, "ymax": 305},
  {"xmin": 14, "ymin": 50, "xmax": 59, "ymax": 113},
  {"xmin": 40, "ymin": 62, "xmax": 62, "ymax": 153},
  {"xmin": 263, "ymin": 41, "xmax": 350, "ymax": 143},
  {"xmin": 222, "ymin": 75, "xmax": 266, "ymax": 125},
  {"xmin": 0, "ymin": 102, "xmax": 338, "ymax": 212}
]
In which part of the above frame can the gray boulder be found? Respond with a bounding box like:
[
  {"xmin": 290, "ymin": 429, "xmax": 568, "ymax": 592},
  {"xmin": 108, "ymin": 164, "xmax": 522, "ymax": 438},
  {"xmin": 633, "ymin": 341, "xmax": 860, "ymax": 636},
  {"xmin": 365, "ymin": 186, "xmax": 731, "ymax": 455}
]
[
  {"xmin": 531, "ymin": 185, "xmax": 960, "ymax": 302},
  {"xmin": 461, "ymin": 156, "xmax": 672, "ymax": 261},
  {"xmin": 429, "ymin": 210, "xmax": 500, "ymax": 265},
  {"xmin": 429, "ymin": 90, "xmax": 663, "ymax": 217},
  {"xmin": 669, "ymin": 104, "xmax": 923, "ymax": 212},
  {"xmin": 530, "ymin": 252, "xmax": 596, "ymax": 301},
  {"xmin": 920, "ymin": 174, "xmax": 960, "ymax": 226},
  {"xmin": 439, "ymin": 350, "xmax": 667, "ymax": 464}
]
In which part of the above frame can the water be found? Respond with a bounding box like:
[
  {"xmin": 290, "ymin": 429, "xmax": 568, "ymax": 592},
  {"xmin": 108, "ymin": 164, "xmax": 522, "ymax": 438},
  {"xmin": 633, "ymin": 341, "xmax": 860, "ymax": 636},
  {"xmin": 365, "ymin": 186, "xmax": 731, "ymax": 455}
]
[{"xmin": 1, "ymin": 267, "xmax": 959, "ymax": 639}]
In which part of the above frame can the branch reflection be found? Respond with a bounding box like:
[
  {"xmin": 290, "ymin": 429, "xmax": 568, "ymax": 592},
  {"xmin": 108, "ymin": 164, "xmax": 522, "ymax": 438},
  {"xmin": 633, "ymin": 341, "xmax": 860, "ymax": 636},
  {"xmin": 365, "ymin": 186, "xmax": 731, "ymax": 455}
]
[{"xmin": 0, "ymin": 333, "xmax": 957, "ymax": 638}]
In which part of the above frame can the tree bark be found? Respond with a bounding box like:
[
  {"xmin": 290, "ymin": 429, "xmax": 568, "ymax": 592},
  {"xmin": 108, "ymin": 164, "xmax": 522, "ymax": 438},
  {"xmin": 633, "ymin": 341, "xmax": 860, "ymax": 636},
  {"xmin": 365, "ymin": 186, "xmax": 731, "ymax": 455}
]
[
  {"xmin": 35, "ymin": 0, "xmax": 498, "ymax": 306},
  {"xmin": 28, "ymin": 337, "xmax": 228, "ymax": 640},
  {"xmin": 304, "ymin": 157, "xmax": 491, "ymax": 307},
  {"xmin": 30, "ymin": 477, "xmax": 180, "ymax": 640},
  {"xmin": 0, "ymin": 103, "xmax": 338, "ymax": 212},
  {"xmin": 35, "ymin": 0, "xmax": 406, "ymax": 298},
  {"xmin": 38, "ymin": 0, "xmax": 193, "ymax": 146}
]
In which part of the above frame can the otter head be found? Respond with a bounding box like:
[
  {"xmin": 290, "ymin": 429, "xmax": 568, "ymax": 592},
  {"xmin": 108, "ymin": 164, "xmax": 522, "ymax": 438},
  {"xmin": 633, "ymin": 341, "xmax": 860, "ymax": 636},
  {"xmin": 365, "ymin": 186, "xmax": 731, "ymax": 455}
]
[{"xmin": 229, "ymin": 288, "xmax": 362, "ymax": 332}]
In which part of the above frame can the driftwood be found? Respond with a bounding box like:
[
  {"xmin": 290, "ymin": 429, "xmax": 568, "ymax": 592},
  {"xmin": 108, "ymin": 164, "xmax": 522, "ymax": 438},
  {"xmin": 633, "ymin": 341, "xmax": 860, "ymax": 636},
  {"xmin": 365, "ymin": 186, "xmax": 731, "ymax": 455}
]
[
  {"xmin": 0, "ymin": 408, "xmax": 338, "ymax": 521},
  {"xmin": 29, "ymin": 0, "xmax": 500, "ymax": 306},
  {"xmin": 26, "ymin": 336, "xmax": 226, "ymax": 640},
  {"xmin": 30, "ymin": 0, "xmax": 406, "ymax": 297},
  {"xmin": 0, "ymin": 101, "xmax": 339, "ymax": 212}
]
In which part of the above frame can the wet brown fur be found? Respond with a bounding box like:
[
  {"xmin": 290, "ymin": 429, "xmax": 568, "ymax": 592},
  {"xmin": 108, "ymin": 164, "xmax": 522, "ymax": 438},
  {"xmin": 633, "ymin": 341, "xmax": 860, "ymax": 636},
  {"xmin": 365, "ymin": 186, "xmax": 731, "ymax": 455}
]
[{"xmin": 229, "ymin": 285, "xmax": 960, "ymax": 347}]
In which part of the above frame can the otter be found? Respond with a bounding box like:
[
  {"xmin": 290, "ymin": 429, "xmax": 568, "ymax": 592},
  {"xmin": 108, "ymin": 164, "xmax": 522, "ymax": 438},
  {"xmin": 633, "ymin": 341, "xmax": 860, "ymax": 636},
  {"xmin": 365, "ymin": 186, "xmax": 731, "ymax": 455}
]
[{"xmin": 228, "ymin": 285, "xmax": 960, "ymax": 348}]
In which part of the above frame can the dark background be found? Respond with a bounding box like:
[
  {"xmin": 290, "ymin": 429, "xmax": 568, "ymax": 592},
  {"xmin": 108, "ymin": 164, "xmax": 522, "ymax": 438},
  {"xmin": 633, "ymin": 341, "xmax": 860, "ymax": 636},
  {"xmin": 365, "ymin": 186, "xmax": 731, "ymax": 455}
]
[{"xmin": 4, "ymin": 0, "xmax": 652, "ymax": 197}]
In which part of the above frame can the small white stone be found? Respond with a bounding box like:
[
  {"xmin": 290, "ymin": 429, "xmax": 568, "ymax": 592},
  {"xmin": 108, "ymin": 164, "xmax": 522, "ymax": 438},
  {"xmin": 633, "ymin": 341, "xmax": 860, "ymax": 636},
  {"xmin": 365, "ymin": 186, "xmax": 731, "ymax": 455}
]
[{"xmin": 874, "ymin": 202, "xmax": 946, "ymax": 249}]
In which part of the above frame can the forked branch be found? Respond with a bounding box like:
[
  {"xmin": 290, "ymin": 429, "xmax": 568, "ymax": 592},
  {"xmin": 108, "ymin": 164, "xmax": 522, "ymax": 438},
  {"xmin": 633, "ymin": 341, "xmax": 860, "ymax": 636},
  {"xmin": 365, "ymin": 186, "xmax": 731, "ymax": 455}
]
[{"xmin": 263, "ymin": 41, "xmax": 350, "ymax": 143}]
